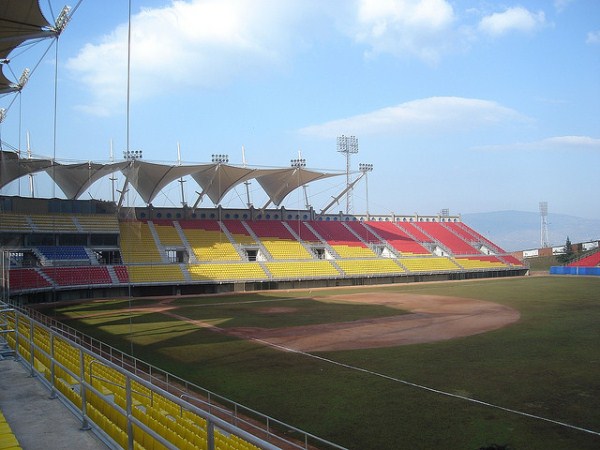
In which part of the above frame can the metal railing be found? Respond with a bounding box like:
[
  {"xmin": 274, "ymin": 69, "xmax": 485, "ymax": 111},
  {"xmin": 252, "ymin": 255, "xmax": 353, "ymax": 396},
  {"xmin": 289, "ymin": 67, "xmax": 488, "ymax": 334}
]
[{"xmin": 0, "ymin": 300, "xmax": 346, "ymax": 450}]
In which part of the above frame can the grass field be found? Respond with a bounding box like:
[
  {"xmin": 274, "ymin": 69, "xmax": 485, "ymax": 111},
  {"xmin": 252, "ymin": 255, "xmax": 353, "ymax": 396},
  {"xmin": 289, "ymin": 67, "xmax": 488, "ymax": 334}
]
[{"xmin": 44, "ymin": 276, "xmax": 600, "ymax": 450}]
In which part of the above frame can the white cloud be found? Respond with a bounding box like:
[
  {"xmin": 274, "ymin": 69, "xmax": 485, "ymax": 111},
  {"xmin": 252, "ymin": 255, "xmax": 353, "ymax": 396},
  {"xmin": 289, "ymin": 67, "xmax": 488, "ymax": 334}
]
[
  {"xmin": 299, "ymin": 97, "xmax": 528, "ymax": 139},
  {"xmin": 478, "ymin": 6, "xmax": 546, "ymax": 37},
  {"xmin": 350, "ymin": 0, "xmax": 457, "ymax": 64},
  {"xmin": 586, "ymin": 30, "xmax": 600, "ymax": 45},
  {"xmin": 473, "ymin": 136, "xmax": 600, "ymax": 152},
  {"xmin": 554, "ymin": 0, "xmax": 574, "ymax": 13},
  {"xmin": 67, "ymin": 0, "xmax": 310, "ymax": 115}
]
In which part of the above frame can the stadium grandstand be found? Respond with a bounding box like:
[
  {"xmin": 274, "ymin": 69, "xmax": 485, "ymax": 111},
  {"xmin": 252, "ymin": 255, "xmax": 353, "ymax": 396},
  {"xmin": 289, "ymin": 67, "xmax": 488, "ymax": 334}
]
[
  {"xmin": 550, "ymin": 247, "xmax": 600, "ymax": 276},
  {"xmin": 1, "ymin": 194, "xmax": 527, "ymax": 302},
  {"xmin": 0, "ymin": 2, "xmax": 531, "ymax": 450}
]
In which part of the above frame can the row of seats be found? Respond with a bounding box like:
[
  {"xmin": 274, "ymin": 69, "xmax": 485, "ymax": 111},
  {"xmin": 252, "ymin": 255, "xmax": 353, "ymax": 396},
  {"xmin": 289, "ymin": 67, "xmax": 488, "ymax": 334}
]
[
  {"xmin": 120, "ymin": 222, "xmax": 164, "ymax": 263},
  {"xmin": 123, "ymin": 219, "xmax": 512, "ymax": 264},
  {"xmin": 568, "ymin": 250, "xmax": 600, "ymax": 267},
  {"xmin": 455, "ymin": 256, "xmax": 508, "ymax": 270},
  {"xmin": 8, "ymin": 266, "xmax": 128, "ymax": 290},
  {"xmin": 2, "ymin": 313, "xmax": 261, "ymax": 450},
  {"xmin": 36, "ymin": 245, "xmax": 90, "ymax": 261},
  {"xmin": 0, "ymin": 212, "xmax": 119, "ymax": 233},
  {"xmin": 8, "ymin": 253, "xmax": 517, "ymax": 288},
  {"xmin": 0, "ymin": 410, "xmax": 21, "ymax": 450},
  {"xmin": 413, "ymin": 222, "xmax": 477, "ymax": 255}
]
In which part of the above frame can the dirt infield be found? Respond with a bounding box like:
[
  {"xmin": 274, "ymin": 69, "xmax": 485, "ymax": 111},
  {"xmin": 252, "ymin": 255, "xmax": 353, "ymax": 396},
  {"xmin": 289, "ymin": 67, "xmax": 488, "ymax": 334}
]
[{"xmin": 225, "ymin": 293, "xmax": 521, "ymax": 352}]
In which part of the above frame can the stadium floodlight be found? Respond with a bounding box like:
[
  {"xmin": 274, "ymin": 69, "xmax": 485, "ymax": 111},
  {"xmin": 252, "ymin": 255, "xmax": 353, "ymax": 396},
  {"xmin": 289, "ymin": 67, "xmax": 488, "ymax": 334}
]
[
  {"xmin": 290, "ymin": 158, "xmax": 306, "ymax": 168},
  {"xmin": 54, "ymin": 6, "xmax": 71, "ymax": 33},
  {"xmin": 18, "ymin": 68, "xmax": 30, "ymax": 90},
  {"xmin": 359, "ymin": 163, "xmax": 373, "ymax": 216},
  {"xmin": 337, "ymin": 135, "xmax": 359, "ymax": 214},
  {"xmin": 211, "ymin": 154, "xmax": 229, "ymax": 164},
  {"xmin": 358, "ymin": 163, "xmax": 373, "ymax": 173},
  {"xmin": 123, "ymin": 150, "xmax": 143, "ymax": 160}
]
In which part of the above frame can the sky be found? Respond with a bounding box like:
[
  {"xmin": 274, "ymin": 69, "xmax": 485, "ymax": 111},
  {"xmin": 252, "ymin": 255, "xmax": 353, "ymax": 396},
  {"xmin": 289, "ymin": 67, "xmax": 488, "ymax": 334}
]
[{"xmin": 1, "ymin": 0, "xmax": 599, "ymax": 219}]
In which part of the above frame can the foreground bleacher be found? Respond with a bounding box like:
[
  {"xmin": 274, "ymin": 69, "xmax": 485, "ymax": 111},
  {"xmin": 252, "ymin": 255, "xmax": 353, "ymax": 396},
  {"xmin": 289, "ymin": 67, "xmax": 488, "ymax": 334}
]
[
  {"xmin": 0, "ymin": 410, "xmax": 21, "ymax": 450},
  {"xmin": 0, "ymin": 303, "xmax": 339, "ymax": 450},
  {"xmin": 3, "ymin": 207, "xmax": 527, "ymax": 296}
]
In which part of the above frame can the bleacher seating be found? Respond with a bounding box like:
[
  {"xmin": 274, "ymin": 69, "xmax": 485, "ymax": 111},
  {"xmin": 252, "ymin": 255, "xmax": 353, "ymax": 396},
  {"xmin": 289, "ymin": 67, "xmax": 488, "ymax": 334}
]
[
  {"xmin": 265, "ymin": 261, "xmax": 339, "ymax": 279},
  {"xmin": 2, "ymin": 213, "xmax": 525, "ymax": 291},
  {"xmin": 2, "ymin": 312, "xmax": 263, "ymax": 450},
  {"xmin": 36, "ymin": 245, "xmax": 90, "ymax": 262},
  {"xmin": 6, "ymin": 268, "xmax": 52, "ymax": 290},
  {"xmin": 179, "ymin": 220, "xmax": 241, "ymax": 261},
  {"xmin": 364, "ymin": 221, "xmax": 431, "ymax": 255},
  {"xmin": 189, "ymin": 263, "xmax": 267, "ymax": 281},
  {"xmin": 42, "ymin": 266, "xmax": 113, "ymax": 286},
  {"xmin": 286, "ymin": 220, "xmax": 321, "ymax": 242},
  {"xmin": 74, "ymin": 214, "xmax": 119, "ymax": 233},
  {"xmin": 395, "ymin": 222, "xmax": 433, "ymax": 243},
  {"xmin": 152, "ymin": 220, "xmax": 183, "ymax": 246},
  {"xmin": 0, "ymin": 409, "xmax": 21, "ymax": 450},
  {"xmin": 400, "ymin": 256, "xmax": 459, "ymax": 272},
  {"xmin": 127, "ymin": 264, "xmax": 185, "ymax": 283},
  {"xmin": 119, "ymin": 221, "xmax": 163, "ymax": 263},
  {"xmin": 0, "ymin": 213, "xmax": 31, "ymax": 232},
  {"xmin": 568, "ymin": 250, "xmax": 600, "ymax": 267},
  {"xmin": 310, "ymin": 221, "xmax": 376, "ymax": 258},
  {"xmin": 344, "ymin": 222, "xmax": 382, "ymax": 245},
  {"xmin": 412, "ymin": 222, "xmax": 476, "ymax": 255},
  {"xmin": 246, "ymin": 221, "xmax": 313, "ymax": 260},
  {"xmin": 336, "ymin": 259, "xmax": 405, "ymax": 276},
  {"xmin": 455, "ymin": 256, "xmax": 508, "ymax": 269},
  {"xmin": 113, "ymin": 265, "xmax": 129, "ymax": 283},
  {"xmin": 29, "ymin": 214, "xmax": 78, "ymax": 232},
  {"xmin": 501, "ymin": 255, "xmax": 524, "ymax": 266},
  {"xmin": 451, "ymin": 222, "xmax": 505, "ymax": 254},
  {"xmin": 221, "ymin": 220, "xmax": 256, "ymax": 245}
]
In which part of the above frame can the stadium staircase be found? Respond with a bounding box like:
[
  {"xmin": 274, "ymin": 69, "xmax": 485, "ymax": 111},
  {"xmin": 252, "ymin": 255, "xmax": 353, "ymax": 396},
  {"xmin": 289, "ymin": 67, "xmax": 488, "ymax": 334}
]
[
  {"xmin": 241, "ymin": 221, "xmax": 273, "ymax": 260},
  {"xmin": 219, "ymin": 221, "xmax": 251, "ymax": 260},
  {"xmin": 282, "ymin": 221, "xmax": 320, "ymax": 258},
  {"xmin": 146, "ymin": 221, "xmax": 171, "ymax": 264},
  {"xmin": 172, "ymin": 221, "xmax": 199, "ymax": 263},
  {"xmin": 301, "ymin": 222, "xmax": 341, "ymax": 259},
  {"xmin": 359, "ymin": 222, "xmax": 402, "ymax": 258},
  {"xmin": 409, "ymin": 223, "xmax": 453, "ymax": 256}
]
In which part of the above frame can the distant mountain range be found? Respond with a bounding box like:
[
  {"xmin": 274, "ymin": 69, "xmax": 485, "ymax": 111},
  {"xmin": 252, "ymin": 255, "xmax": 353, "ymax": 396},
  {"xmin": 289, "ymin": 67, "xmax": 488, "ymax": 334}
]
[{"xmin": 461, "ymin": 211, "xmax": 600, "ymax": 252}]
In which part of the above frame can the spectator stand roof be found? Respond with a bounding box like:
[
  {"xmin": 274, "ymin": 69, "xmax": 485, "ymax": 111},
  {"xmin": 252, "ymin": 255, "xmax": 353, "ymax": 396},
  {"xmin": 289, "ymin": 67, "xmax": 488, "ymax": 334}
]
[
  {"xmin": 0, "ymin": 0, "xmax": 65, "ymax": 95},
  {"xmin": 0, "ymin": 3, "xmax": 344, "ymax": 209},
  {"xmin": 0, "ymin": 151, "xmax": 344, "ymax": 208}
]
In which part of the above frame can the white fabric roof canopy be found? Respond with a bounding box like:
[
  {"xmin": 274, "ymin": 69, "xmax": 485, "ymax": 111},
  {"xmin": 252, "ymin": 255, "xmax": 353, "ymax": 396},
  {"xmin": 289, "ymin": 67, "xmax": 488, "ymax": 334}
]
[
  {"xmin": 0, "ymin": 0, "xmax": 57, "ymax": 93},
  {"xmin": 0, "ymin": 151, "xmax": 344, "ymax": 207},
  {"xmin": 48, "ymin": 161, "xmax": 129, "ymax": 200}
]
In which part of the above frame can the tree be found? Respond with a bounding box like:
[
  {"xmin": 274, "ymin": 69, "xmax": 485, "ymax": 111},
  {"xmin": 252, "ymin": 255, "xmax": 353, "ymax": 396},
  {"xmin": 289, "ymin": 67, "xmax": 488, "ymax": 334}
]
[{"xmin": 557, "ymin": 236, "xmax": 574, "ymax": 264}]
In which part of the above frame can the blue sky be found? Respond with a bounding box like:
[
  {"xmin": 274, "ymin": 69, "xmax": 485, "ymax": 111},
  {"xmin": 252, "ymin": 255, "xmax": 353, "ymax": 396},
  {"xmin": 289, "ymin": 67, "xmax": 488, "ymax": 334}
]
[{"xmin": 1, "ymin": 0, "xmax": 599, "ymax": 219}]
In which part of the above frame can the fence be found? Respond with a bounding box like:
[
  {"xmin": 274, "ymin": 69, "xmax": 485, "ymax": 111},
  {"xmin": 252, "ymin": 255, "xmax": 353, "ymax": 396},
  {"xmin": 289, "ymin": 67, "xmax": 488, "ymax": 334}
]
[{"xmin": 0, "ymin": 301, "xmax": 346, "ymax": 450}]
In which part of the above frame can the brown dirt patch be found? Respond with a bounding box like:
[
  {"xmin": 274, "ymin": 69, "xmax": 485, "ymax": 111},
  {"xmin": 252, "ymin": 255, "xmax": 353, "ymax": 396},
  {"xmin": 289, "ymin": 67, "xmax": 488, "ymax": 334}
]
[{"xmin": 226, "ymin": 293, "xmax": 520, "ymax": 352}]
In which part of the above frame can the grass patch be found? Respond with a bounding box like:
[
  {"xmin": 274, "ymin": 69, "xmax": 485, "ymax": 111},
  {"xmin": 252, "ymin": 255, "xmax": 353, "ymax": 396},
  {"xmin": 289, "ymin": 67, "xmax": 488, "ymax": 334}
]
[{"xmin": 45, "ymin": 276, "xmax": 600, "ymax": 450}]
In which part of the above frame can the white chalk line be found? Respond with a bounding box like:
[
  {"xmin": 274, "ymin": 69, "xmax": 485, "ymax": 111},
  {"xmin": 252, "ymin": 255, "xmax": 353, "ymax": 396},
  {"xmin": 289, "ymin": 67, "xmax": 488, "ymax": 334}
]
[{"xmin": 249, "ymin": 336, "xmax": 600, "ymax": 438}]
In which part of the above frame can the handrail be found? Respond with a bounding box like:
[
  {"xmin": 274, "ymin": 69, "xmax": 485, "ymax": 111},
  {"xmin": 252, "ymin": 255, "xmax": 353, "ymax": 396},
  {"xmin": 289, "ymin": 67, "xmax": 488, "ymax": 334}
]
[{"xmin": 3, "ymin": 299, "xmax": 347, "ymax": 450}]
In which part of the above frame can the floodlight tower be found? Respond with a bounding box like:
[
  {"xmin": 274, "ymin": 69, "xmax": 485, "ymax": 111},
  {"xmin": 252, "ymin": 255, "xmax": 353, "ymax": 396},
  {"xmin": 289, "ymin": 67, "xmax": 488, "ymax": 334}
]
[
  {"xmin": 117, "ymin": 149, "xmax": 143, "ymax": 209},
  {"xmin": 540, "ymin": 201, "xmax": 549, "ymax": 248},
  {"xmin": 337, "ymin": 135, "xmax": 358, "ymax": 214},
  {"xmin": 359, "ymin": 163, "xmax": 373, "ymax": 217},
  {"xmin": 291, "ymin": 153, "xmax": 310, "ymax": 210}
]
